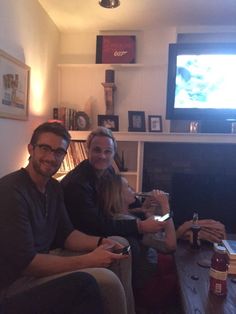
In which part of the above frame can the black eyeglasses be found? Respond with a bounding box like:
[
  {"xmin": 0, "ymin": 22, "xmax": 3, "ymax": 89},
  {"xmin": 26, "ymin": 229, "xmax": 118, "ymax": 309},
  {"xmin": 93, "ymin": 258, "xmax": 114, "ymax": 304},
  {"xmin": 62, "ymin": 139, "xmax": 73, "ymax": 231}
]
[{"xmin": 34, "ymin": 144, "xmax": 67, "ymax": 158}]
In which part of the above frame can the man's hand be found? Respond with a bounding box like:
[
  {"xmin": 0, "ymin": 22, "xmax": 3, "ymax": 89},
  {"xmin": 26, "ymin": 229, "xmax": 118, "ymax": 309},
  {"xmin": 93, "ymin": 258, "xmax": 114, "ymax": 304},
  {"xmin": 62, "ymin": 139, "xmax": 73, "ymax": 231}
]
[{"xmin": 86, "ymin": 244, "xmax": 129, "ymax": 268}]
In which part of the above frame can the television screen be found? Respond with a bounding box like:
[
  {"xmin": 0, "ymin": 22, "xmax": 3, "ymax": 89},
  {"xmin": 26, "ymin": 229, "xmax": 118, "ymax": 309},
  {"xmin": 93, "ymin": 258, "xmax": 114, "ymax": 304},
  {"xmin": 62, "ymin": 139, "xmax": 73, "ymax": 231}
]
[{"xmin": 166, "ymin": 43, "xmax": 236, "ymax": 121}]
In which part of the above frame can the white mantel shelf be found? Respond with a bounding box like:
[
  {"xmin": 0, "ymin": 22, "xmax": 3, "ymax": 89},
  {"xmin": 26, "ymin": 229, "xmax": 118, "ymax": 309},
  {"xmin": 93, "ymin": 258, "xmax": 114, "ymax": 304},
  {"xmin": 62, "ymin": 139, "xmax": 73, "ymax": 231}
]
[{"xmin": 69, "ymin": 131, "xmax": 236, "ymax": 144}]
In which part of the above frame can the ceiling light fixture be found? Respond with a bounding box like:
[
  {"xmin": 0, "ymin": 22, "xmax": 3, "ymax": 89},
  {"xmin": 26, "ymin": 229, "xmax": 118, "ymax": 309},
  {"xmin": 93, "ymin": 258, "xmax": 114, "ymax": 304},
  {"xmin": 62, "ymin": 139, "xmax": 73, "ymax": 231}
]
[{"xmin": 99, "ymin": 0, "xmax": 120, "ymax": 9}]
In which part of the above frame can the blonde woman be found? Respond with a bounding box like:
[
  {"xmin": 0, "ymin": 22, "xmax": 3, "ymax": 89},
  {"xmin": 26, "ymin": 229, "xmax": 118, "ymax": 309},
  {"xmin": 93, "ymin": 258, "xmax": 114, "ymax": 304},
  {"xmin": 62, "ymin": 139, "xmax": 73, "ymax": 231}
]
[
  {"xmin": 98, "ymin": 173, "xmax": 176, "ymax": 254},
  {"xmin": 97, "ymin": 173, "xmax": 180, "ymax": 311}
]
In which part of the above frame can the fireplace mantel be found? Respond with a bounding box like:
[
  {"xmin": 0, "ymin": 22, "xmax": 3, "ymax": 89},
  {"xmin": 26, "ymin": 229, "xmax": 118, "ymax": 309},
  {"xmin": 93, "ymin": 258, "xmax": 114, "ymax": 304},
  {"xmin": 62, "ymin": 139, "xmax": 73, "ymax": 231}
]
[
  {"xmin": 113, "ymin": 132, "xmax": 236, "ymax": 144},
  {"xmin": 70, "ymin": 130, "xmax": 236, "ymax": 143},
  {"xmin": 69, "ymin": 131, "xmax": 236, "ymax": 192}
]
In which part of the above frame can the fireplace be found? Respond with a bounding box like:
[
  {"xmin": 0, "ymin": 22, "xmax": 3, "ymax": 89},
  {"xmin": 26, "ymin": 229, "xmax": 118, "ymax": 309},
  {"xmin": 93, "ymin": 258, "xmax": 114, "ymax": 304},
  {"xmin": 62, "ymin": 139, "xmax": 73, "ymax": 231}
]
[{"xmin": 143, "ymin": 142, "xmax": 236, "ymax": 233}]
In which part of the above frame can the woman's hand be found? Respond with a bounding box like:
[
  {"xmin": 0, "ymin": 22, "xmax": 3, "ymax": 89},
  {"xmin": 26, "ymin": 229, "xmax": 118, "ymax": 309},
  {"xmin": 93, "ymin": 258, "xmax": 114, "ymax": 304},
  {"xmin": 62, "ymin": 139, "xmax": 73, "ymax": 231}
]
[
  {"xmin": 137, "ymin": 216, "xmax": 167, "ymax": 234},
  {"xmin": 176, "ymin": 220, "xmax": 192, "ymax": 239},
  {"xmin": 151, "ymin": 189, "xmax": 170, "ymax": 214},
  {"xmin": 141, "ymin": 189, "xmax": 170, "ymax": 215},
  {"xmin": 176, "ymin": 219, "xmax": 226, "ymax": 243},
  {"xmin": 199, "ymin": 229, "xmax": 225, "ymax": 243}
]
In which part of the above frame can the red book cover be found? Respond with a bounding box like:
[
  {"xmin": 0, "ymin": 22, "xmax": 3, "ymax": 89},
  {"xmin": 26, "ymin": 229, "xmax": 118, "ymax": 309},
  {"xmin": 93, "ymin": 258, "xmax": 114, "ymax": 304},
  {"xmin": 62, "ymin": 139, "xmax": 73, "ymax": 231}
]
[{"xmin": 96, "ymin": 35, "xmax": 136, "ymax": 64}]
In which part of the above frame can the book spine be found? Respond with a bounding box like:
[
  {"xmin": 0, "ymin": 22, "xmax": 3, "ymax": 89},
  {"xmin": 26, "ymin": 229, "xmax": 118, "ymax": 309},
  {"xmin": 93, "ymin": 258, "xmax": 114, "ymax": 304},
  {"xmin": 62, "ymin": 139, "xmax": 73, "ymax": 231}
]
[{"xmin": 53, "ymin": 107, "xmax": 59, "ymax": 119}]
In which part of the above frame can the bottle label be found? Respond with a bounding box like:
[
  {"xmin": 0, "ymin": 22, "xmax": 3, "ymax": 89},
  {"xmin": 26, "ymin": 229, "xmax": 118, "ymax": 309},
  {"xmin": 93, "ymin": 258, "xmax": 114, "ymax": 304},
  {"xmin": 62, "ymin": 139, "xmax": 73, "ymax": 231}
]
[
  {"xmin": 209, "ymin": 276, "xmax": 227, "ymax": 296},
  {"xmin": 215, "ymin": 283, "xmax": 223, "ymax": 294},
  {"xmin": 209, "ymin": 268, "xmax": 227, "ymax": 281}
]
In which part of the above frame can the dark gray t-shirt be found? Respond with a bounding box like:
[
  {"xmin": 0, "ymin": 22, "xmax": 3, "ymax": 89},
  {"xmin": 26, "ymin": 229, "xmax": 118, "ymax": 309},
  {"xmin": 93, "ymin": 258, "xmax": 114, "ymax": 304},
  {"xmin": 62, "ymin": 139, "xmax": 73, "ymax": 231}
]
[{"xmin": 0, "ymin": 168, "xmax": 74, "ymax": 290}]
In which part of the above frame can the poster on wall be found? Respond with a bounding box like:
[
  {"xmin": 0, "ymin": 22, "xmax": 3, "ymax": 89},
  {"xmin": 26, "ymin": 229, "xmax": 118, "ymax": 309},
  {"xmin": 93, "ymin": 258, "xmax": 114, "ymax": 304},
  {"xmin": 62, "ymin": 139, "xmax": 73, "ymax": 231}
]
[{"xmin": 0, "ymin": 49, "xmax": 30, "ymax": 120}]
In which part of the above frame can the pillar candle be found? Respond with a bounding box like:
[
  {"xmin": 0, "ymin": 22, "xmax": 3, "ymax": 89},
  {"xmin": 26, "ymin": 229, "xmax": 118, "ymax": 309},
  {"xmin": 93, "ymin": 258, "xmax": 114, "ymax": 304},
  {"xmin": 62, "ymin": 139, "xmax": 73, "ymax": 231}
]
[{"xmin": 105, "ymin": 69, "xmax": 115, "ymax": 83}]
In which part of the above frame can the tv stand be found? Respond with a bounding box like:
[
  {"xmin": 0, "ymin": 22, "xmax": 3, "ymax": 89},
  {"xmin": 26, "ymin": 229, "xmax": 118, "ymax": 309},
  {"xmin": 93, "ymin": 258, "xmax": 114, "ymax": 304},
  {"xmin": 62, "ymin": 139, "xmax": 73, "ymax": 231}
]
[{"xmin": 170, "ymin": 119, "xmax": 234, "ymax": 134}]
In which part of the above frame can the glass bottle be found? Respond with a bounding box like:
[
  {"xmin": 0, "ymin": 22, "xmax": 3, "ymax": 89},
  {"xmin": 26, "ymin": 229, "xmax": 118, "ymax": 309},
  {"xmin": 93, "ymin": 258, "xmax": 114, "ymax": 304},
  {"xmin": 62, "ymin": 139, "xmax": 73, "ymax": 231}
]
[
  {"xmin": 209, "ymin": 244, "xmax": 229, "ymax": 296},
  {"xmin": 190, "ymin": 212, "xmax": 201, "ymax": 249}
]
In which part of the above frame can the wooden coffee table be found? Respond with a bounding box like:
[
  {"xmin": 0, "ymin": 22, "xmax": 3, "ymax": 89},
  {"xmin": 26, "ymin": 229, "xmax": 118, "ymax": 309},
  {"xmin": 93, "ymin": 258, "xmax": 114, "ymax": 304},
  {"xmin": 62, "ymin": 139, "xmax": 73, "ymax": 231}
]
[{"xmin": 174, "ymin": 239, "xmax": 236, "ymax": 314}]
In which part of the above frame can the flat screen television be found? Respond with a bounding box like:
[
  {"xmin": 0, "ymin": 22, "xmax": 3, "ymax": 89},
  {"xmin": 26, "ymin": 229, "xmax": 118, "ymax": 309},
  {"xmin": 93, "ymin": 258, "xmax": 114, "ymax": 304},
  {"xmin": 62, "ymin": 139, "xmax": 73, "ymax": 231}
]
[{"xmin": 166, "ymin": 42, "xmax": 236, "ymax": 121}]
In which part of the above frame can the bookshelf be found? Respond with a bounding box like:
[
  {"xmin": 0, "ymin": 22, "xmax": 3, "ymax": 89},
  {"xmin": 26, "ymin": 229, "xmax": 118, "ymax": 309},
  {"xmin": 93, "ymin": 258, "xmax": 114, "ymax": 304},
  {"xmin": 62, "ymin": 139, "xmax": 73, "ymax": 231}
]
[{"xmin": 55, "ymin": 140, "xmax": 87, "ymax": 181}]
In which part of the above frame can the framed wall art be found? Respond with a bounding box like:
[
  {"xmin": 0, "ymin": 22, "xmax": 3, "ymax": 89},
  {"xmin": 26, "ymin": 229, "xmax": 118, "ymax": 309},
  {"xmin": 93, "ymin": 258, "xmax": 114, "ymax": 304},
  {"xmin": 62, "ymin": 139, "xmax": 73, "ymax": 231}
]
[
  {"xmin": 0, "ymin": 49, "xmax": 30, "ymax": 120},
  {"xmin": 148, "ymin": 115, "xmax": 163, "ymax": 132},
  {"xmin": 96, "ymin": 35, "xmax": 136, "ymax": 64},
  {"xmin": 128, "ymin": 111, "xmax": 146, "ymax": 132},
  {"xmin": 98, "ymin": 114, "xmax": 119, "ymax": 131}
]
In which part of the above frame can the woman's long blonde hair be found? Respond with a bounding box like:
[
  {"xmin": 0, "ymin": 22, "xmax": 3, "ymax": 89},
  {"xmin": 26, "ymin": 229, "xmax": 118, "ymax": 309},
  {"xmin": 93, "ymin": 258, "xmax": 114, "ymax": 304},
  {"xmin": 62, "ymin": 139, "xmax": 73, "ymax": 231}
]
[{"xmin": 98, "ymin": 173, "xmax": 124, "ymax": 217}]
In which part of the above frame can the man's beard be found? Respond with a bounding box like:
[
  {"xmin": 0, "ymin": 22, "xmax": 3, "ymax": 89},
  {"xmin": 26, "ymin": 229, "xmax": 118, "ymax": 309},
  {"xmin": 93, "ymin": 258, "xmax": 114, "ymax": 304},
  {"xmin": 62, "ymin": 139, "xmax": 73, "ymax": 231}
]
[{"xmin": 32, "ymin": 158, "xmax": 59, "ymax": 178}]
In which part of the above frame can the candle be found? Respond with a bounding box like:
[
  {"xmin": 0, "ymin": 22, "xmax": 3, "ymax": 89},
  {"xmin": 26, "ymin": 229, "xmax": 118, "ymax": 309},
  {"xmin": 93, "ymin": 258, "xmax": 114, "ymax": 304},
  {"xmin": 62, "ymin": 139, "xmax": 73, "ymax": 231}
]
[{"xmin": 105, "ymin": 69, "xmax": 115, "ymax": 83}]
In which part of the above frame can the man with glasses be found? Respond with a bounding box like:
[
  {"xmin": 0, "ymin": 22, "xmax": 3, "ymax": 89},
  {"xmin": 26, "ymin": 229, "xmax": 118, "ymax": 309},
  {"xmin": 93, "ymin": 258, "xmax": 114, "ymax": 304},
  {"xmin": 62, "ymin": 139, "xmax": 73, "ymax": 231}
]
[{"xmin": 0, "ymin": 122, "xmax": 135, "ymax": 314}]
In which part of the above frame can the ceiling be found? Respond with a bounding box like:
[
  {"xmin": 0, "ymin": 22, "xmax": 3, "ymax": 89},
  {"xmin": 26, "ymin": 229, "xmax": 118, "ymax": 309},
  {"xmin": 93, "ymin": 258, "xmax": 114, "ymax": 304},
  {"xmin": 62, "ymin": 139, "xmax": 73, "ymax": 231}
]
[{"xmin": 38, "ymin": 0, "xmax": 236, "ymax": 33}]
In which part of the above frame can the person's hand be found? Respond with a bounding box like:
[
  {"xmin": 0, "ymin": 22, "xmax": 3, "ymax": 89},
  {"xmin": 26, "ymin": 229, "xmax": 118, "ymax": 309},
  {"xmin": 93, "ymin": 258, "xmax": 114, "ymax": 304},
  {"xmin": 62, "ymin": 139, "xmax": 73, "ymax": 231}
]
[
  {"xmin": 198, "ymin": 219, "xmax": 225, "ymax": 232},
  {"xmin": 86, "ymin": 244, "xmax": 129, "ymax": 268},
  {"xmin": 138, "ymin": 216, "xmax": 166, "ymax": 234},
  {"xmin": 141, "ymin": 189, "xmax": 169, "ymax": 215},
  {"xmin": 151, "ymin": 189, "xmax": 170, "ymax": 214},
  {"xmin": 199, "ymin": 229, "xmax": 224, "ymax": 243},
  {"xmin": 198, "ymin": 220, "xmax": 226, "ymax": 241},
  {"xmin": 176, "ymin": 220, "xmax": 192, "ymax": 239},
  {"xmin": 176, "ymin": 219, "xmax": 226, "ymax": 243}
]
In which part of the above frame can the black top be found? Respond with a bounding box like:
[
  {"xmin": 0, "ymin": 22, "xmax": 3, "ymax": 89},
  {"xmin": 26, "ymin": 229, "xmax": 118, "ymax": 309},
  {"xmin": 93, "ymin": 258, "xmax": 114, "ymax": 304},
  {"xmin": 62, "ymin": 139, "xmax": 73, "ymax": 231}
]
[
  {"xmin": 0, "ymin": 168, "xmax": 74, "ymax": 290},
  {"xmin": 61, "ymin": 159, "xmax": 139, "ymax": 237}
]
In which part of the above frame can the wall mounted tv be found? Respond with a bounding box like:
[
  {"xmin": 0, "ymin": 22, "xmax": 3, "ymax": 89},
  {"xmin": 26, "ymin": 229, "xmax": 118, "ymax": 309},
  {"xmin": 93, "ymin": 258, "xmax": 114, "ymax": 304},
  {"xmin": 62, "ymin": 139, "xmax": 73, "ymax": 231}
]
[{"xmin": 166, "ymin": 42, "xmax": 236, "ymax": 121}]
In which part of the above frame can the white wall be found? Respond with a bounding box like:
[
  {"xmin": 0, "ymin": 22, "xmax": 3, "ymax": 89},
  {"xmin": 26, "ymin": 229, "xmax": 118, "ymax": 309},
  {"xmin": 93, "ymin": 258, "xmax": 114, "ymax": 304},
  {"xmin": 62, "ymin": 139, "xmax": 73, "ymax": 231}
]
[
  {"xmin": 0, "ymin": 0, "xmax": 59, "ymax": 177},
  {"xmin": 59, "ymin": 26, "xmax": 236, "ymax": 132},
  {"xmin": 59, "ymin": 29, "xmax": 177, "ymax": 131}
]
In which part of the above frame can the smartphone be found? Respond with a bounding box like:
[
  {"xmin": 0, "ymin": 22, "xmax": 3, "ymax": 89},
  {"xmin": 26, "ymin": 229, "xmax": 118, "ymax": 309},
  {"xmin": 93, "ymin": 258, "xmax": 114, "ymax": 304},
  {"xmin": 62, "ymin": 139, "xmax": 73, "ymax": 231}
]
[
  {"xmin": 113, "ymin": 245, "xmax": 131, "ymax": 255},
  {"xmin": 154, "ymin": 212, "xmax": 172, "ymax": 222}
]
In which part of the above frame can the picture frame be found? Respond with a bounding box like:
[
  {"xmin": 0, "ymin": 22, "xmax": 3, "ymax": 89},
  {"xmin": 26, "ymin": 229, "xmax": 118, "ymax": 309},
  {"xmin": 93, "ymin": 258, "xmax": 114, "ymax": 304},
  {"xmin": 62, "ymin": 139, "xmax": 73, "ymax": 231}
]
[
  {"xmin": 75, "ymin": 111, "xmax": 90, "ymax": 130},
  {"xmin": 148, "ymin": 115, "xmax": 163, "ymax": 132},
  {"xmin": 128, "ymin": 111, "xmax": 146, "ymax": 132},
  {"xmin": 98, "ymin": 115, "xmax": 119, "ymax": 131},
  {"xmin": 0, "ymin": 49, "xmax": 30, "ymax": 120}
]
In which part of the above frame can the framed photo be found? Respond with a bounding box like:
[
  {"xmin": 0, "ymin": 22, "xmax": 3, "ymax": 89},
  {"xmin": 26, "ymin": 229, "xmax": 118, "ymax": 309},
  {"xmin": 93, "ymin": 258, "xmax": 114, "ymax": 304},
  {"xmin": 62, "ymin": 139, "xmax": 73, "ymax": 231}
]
[
  {"xmin": 75, "ymin": 111, "xmax": 90, "ymax": 130},
  {"xmin": 0, "ymin": 49, "xmax": 30, "ymax": 120},
  {"xmin": 98, "ymin": 115, "xmax": 119, "ymax": 131},
  {"xmin": 128, "ymin": 111, "xmax": 146, "ymax": 132},
  {"xmin": 148, "ymin": 115, "xmax": 162, "ymax": 132}
]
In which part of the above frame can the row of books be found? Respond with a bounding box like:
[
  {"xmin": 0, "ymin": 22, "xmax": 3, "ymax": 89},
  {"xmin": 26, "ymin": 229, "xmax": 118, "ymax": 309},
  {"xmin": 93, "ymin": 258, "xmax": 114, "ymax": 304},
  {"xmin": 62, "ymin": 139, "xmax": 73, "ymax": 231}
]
[
  {"xmin": 58, "ymin": 141, "xmax": 87, "ymax": 174},
  {"xmin": 53, "ymin": 107, "xmax": 78, "ymax": 130},
  {"xmin": 222, "ymin": 239, "xmax": 236, "ymax": 274}
]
